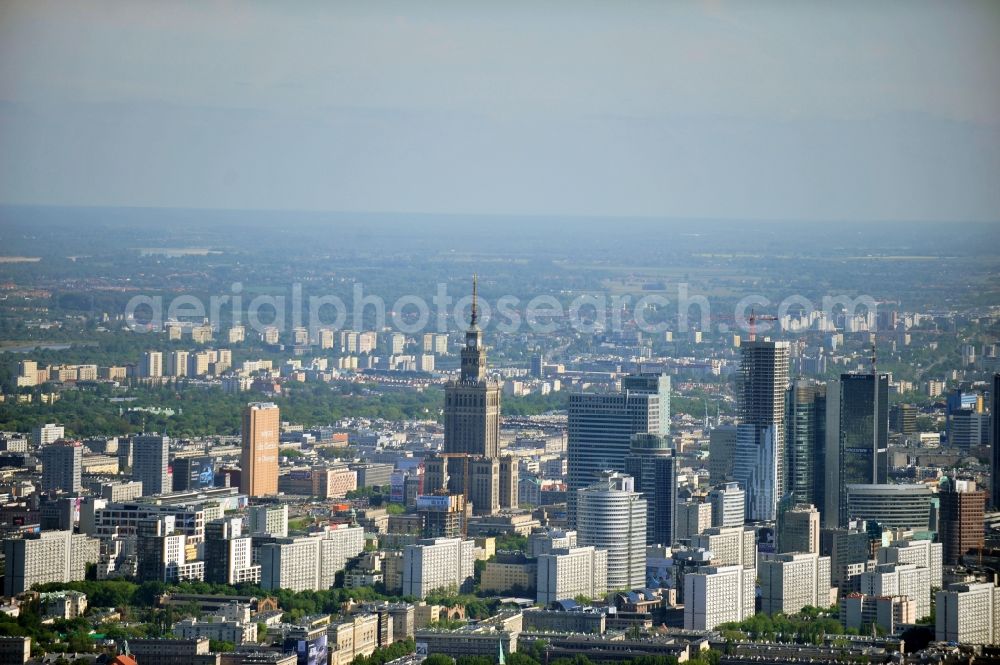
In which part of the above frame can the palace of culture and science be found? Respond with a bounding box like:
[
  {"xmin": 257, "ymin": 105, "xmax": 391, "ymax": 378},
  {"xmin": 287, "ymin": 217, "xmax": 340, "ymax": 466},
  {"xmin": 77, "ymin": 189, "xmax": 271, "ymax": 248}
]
[{"xmin": 423, "ymin": 277, "xmax": 518, "ymax": 515}]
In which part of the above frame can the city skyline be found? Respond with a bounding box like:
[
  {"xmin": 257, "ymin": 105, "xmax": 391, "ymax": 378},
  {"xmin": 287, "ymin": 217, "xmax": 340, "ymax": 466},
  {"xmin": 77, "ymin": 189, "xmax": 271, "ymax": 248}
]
[{"xmin": 0, "ymin": 2, "xmax": 998, "ymax": 659}]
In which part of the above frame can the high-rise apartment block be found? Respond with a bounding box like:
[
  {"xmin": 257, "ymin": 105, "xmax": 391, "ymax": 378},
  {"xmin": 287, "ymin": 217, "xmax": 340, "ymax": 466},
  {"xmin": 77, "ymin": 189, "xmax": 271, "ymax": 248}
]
[
  {"xmin": 33, "ymin": 423, "xmax": 65, "ymax": 446},
  {"xmin": 204, "ymin": 517, "xmax": 260, "ymax": 585},
  {"xmin": 936, "ymin": 582, "xmax": 1000, "ymax": 645},
  {"xmin": 136, "ymin": 516, "xmax": 204, "ymax": 583},
  {"xmin": 133, "ymin": 434, "xmax": 170, "ymax": 496},
  {"xmin": 528, "ymin": 529, "xmax": 578, "ymax": 558},
  {"xmin": 759, "ymin": 552, "xmax": 833, "ymax": 615},
  {"xmin": 676, "ymin": 501, "xmax": 712, "ymax": 542},
  {"xmin": 248, "ymin": 504, "xmax": 289, "ymax": 538},
  {"xmin": 259, "ymin": 537, "xmax": 322, "ymax": 592},
  {"xmin": 691, "ymin": 526, "xmax": 757, "ymax": 569},
  {"xmin": 17, "ymin": 359, "xmax": 39, "ymax": 387},
  {"xmin": 142, "ymin": 351, "xmax": 163, "ymax": 378},
  {"xmin": 3, "ymin": 531, "xmax": 99, "ymax": 595},
  {"xmin": 401, "ymin": 537, "xmax": 475, "ymax": 599},
  {"xmin": 167, "ymin": 350, "xmax": 189, "ymax": 377},
  {"xmin": 536, "ymin": 546, "xmax": 608, "ymax": 606},
  {"xmin": 778, "ymin": 504, "xmax": 820, "ymax": 554},
  {"xmin": 41, "ymin": 441, "xmax": 82, "ymax": 494},
  {"xmin": 258, "ymin": 525, "xmax": 364, "ymax": 592},
  {"xmin": 684, "ymin": 565, "xmax": 756, "ymax": 630},
  {"xmin": 858, "ymin": 563, "xmax": 931, "ymax": 620},
  {"xmin": 423, "ymin": 333, "xmax": 449, "ymax": 355},
  {"xmin": 708, "ymin": 482, "xmax": 745, "ymax": 529},
  {"xmin": 877, "ymin": 538, "xmax": 943, "ymax": 590}
]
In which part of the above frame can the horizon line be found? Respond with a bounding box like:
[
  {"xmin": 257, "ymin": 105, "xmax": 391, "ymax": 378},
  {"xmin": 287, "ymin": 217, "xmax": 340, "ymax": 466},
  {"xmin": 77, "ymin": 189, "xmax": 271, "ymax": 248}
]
[{"xmin": 1, "ymin": 201, "xmax": 999, "ymax": 226}]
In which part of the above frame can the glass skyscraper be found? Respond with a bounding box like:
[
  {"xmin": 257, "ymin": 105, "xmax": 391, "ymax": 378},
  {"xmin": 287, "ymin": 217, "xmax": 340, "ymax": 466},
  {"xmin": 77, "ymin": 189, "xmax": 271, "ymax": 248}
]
[
  {"xmin": 734, "ymin": 339, "xmax": 790, "ymax": 522},
  {"xmin": 566, "ymin": 372, "xmax": 669, "ymax": 527},
  {"xmin": 825, "ymin": 373, "xmax": 889, "ymax": 527},
  {"xmin": 785, "ymin": 379, "xmax": 826, "ymax": 510}
]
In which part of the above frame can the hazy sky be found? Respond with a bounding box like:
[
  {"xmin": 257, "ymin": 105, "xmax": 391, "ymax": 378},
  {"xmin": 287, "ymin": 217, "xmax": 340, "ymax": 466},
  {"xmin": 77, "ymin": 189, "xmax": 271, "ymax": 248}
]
[{"xmin": 1, "ymin": 1, "xmax": 999, "ymax": 222}]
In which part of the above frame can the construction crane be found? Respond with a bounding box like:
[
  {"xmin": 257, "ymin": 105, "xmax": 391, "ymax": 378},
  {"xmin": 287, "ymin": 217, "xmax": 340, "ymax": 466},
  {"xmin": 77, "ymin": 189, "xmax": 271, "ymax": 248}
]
[{"xmin": 748, "ymin": 308, "xmax": 779, "ymax": 342}]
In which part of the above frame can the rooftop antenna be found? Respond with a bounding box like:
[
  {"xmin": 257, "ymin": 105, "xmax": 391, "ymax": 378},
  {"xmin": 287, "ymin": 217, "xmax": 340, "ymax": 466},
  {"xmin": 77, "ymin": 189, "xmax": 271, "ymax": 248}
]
[{"xmin": 470, "ymin": 274, "xmax": 478, "ymax": 327}]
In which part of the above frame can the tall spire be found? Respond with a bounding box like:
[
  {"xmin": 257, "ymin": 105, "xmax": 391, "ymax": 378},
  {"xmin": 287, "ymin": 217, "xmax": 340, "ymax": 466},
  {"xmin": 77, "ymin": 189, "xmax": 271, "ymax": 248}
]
[{"xmin": 470, "ymin": 273, "xmax": 479, "ymax": 328}]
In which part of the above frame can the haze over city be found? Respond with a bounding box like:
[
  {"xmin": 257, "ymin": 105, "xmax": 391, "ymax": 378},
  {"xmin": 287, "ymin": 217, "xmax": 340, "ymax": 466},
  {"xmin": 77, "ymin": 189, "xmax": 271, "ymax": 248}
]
[{"xmin": 1, "ymin": 1, "xmax": 999, "ymax": 221}]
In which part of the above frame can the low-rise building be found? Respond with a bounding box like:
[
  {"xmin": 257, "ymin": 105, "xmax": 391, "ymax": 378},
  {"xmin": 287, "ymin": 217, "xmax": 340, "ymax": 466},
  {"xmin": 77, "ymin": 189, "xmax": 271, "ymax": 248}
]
[
  {"xmin": 523, "ymin": 607, "xmax": 606, "ymax": 634},
  {"xmin": 128, "ymin": 638, "xmax": 221, "ymax": 665},
  {"xmin": 328, "ymin": 613, "xmax": 380, "ymax": 665},
  {"xmin": 174, "ymin": 616, "xmax": 257, "ymax": 645},
  {"xmin": 39, "ymin": 590, "xmax": 88, "ymax": 620},
  {"xmin": 481, "ymin": 552, "xmax": 536, "ymax": 595},
  {"xmin": 0, "ymin": 636, "xmax": 30, "ymax": 664},
  {"xmin": 414, "ymin": 624, "xmax": 518, "ymax": 659}
]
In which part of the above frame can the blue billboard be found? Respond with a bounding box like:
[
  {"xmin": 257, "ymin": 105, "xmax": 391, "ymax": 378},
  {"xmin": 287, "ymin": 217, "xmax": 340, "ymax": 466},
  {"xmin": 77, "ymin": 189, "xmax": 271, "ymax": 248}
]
[{"xmin": 285, "ymin": 633, "xmax": 328, "ymax": 665}]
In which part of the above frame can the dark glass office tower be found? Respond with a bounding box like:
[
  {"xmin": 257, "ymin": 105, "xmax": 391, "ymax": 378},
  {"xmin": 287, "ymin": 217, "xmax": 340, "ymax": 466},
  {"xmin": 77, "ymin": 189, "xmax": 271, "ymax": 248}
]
[
  {"xmin": 826, "ymin": 373, "xmax": 889, "ymax": 527},
  {"xmin": 567, "ymin": 372, "xmax": 669, "ymax": 526},
  {"xmin": 991, "ymin": 374, "xmax": 1000, "ymax": 509},
  {"xmin": 785, "ymin": 379, "xmax": 826, "ymax": 510},
  {"xmin": 625, "ymin": 433, "xmax": 678, "ymax": 546}
]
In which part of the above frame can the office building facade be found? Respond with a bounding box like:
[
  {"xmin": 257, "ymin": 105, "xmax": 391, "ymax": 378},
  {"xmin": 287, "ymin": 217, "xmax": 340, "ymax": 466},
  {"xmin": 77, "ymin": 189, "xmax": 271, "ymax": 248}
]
[
  {"xmin": 938, "ymin": 477, "xmax": 986, "ymax": 565},
  {"xmin": 734, "ymin": 339, "xmax": 790, "ymax": 522},
  {"xmin": 825, "ymin": 373, "xmax": 889, "ymax": 527},
  {"xmin": 708, "ymin": 482, "xmax": 745, "ymax": 529},
  {"xmin": 785, "ymin": 379, "xmax": 826, "ymax": 509},
  {"xmin": 240, "ymin": 402, "xmax": 280, "ymax": 497},
  {"xmin": 401, "ymin": 537, "xmax": 475, "ymax": 599},
  {"xmin": 133, "ymin": 434, "xmax": 170, "ymax": 497},
  {"xmin": 624, "ymin": 433, "xmax": 677, "ymax": 545},
  {"xmin": 41, "ymin": 441, "xmax": 82, "ymax": 494},
  {"xmin": 536, "ymin": 546, "xmax": 608, "ymax": 606},
  {"xmin": 576, "ymin": 472, "xmax": 647, "ymax": 590},
  {"xmin": 567, "ymin": 372, "xmax": 668, "ymax": 525},
  {"xmin": 759, "ymin": 552, "xmax": 832, "ymax": 615}
]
